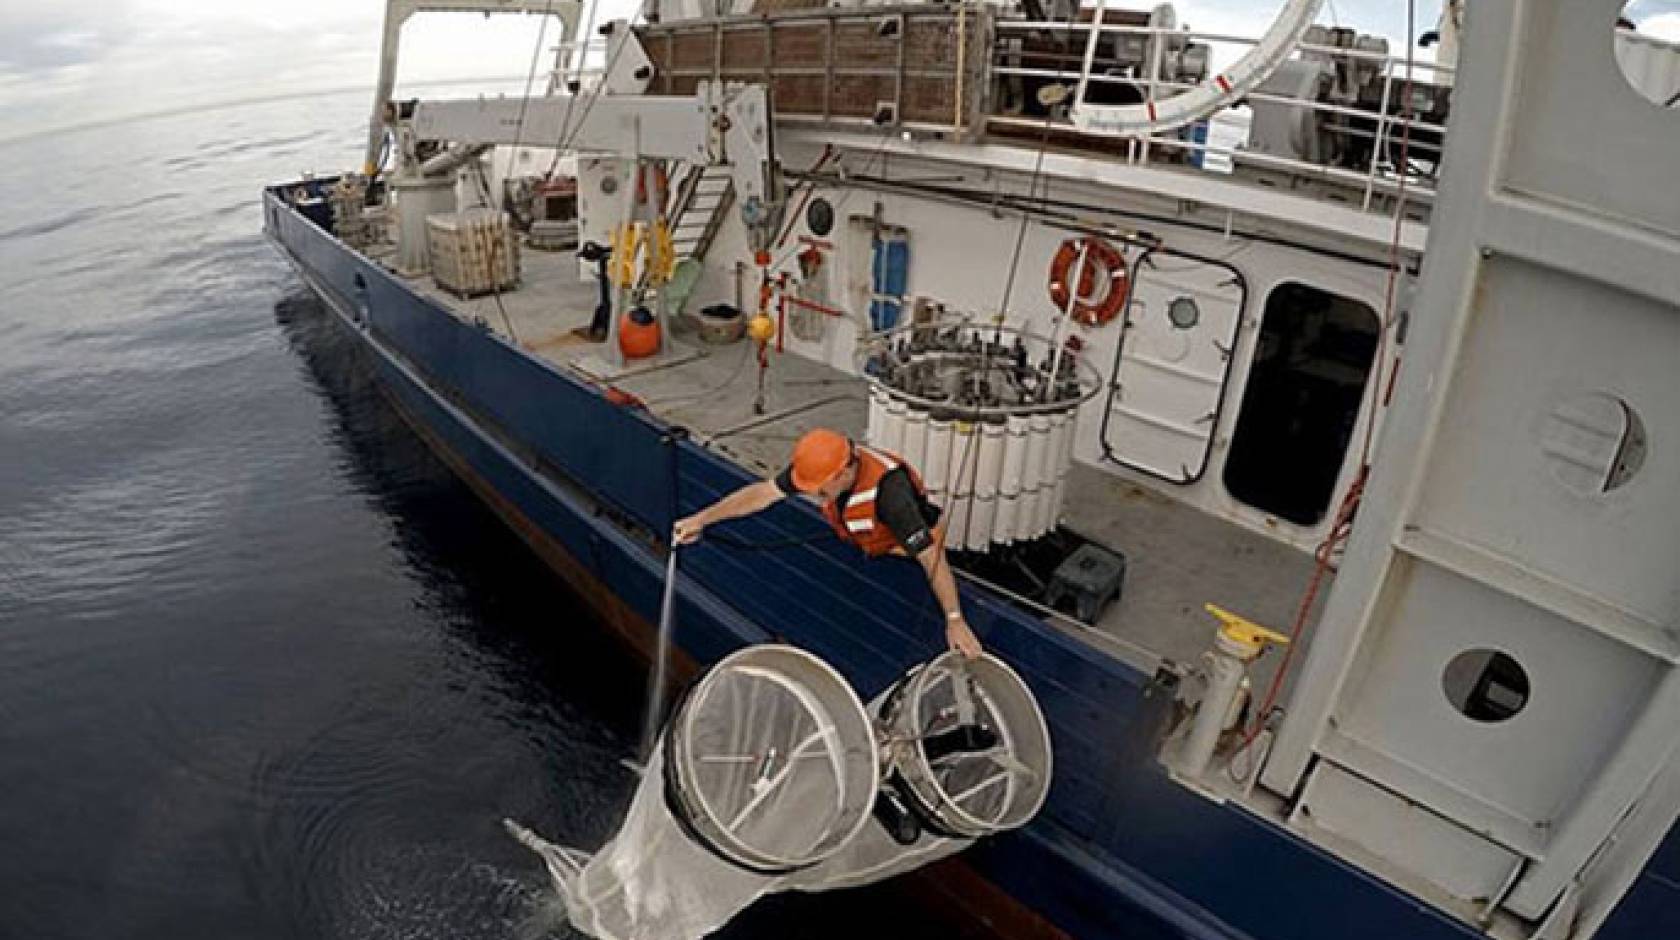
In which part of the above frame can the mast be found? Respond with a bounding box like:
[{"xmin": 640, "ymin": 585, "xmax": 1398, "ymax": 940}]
[{"xmin": 363, "ymin": 0, "xmax": 585, "ymax": 175}]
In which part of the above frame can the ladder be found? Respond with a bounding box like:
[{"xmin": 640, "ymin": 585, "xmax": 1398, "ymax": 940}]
[{"xmin": 667, "ymin": 163, "xmax": 734, "ymax": 264}]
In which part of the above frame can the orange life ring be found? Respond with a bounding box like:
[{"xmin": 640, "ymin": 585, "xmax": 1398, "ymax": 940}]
[{"xmin": 1047, "ymin": 236, "xmax": 1128, "ymax": 327}]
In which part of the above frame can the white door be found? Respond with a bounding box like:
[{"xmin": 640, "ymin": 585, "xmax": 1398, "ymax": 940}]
[{"xmin": 1101, "ymin": 252, "xmax": 1245, "ymax": 483}]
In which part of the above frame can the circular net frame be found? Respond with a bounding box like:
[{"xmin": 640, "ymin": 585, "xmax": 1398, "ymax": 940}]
[
  {"xmin": 669, "ymin": 645, "xmax": 877, "ymax": 872},
  {"xmin": 894, "ymin": 652, "xmax": 1053, "ymax": 838}
]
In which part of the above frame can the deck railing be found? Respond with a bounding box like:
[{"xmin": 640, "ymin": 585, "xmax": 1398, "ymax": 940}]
[
  {"xmin": 544, "ymin": 9, "xmax": 1452, "ymax": 217},
  {"xmin": 989, "ymin": 18, "xmax": 1451, "ymax": 210}
]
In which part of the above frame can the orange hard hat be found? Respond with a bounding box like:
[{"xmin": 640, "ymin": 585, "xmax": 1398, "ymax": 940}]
[{"xmin": 790, "ymin": 428, "xmax": 852, "ymax": 493}]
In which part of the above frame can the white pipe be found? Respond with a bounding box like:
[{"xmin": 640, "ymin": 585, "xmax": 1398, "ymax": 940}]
[
  {"xmin": 995, "ymin": 416, "xmax": 1029, "ymax": 545},
  {"xmin": 902, "ymin": 406, "xmax": 929, "ymax": 472},
  {"xmin": 1071, "ymin": 0, "xmax": 1108, "ymax": 112},
  {"xmin": 1182, "ymin": 648, "xmax": 1247, "ymax": 778},
  {"xmin": 882, "ymin": 396, "xmax": 908, "ymax": 456},
  {"xmin": 1050, "ymin": 408, "xmax": 1076, "ymax": 525},
  {"xmin": 1072, "ymin": 0, "xmax": 1326, "ymax": 135},
  {"xmin": 969, "ymin": 420, "xmax": 1006, "ymax": 550},
  {"xmin": 924, "ymin": 417, "xmax": 953, "ymax": 506},
  {"xmin": 419, "ymin": 142, "xmax": 493, "ymax": 177},
  {"xmin": 1022, "ymin": 414, "xmax": 1052, "ymax": 539},
  {"xmin": 1044, "ymin": 239, "xmax": 1092, "ymax": 403},
  {"xmin": 946, "ymin": 420, "xmax": 978, "ymax": 549}
]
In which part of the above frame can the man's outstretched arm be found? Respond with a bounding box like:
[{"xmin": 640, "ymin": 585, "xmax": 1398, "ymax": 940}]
[
  {"xmin": 876, "ymin": 469, "xmax": 983, "ymax": 659},
  {"xmin": 673, "ymin": 479, "xmax": 784, "ymax": 544},
  {"xmin": 916, "ymin": 537, "xmax": 983, "ymax": 658}
]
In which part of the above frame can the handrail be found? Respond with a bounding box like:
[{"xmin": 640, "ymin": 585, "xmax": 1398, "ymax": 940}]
[
  {"xmin": 994, "ymin": 20, "xmax": 1458, "ymax": 69},
  {"xmin": 989, "ymin": 17, "xmax": 1445, "ymax": 208},
  {"xmin": 998, "ymin": 20, "xmax": 1457, "ymax": 74},
  {"xmin": 990, "ymin": 66, "xmax": 1450, "ymax": 137}
]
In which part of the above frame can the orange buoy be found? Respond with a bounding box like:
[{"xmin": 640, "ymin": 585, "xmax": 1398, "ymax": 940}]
[
  {"xmin": 1047, "ymin": 236, "xmax": 1129, "ymax": 327},
  {"xmin": 618, "ymin": 306, "xmax": 661, "ymax": 359},
  {"xmin": 746, "ymin": 313, "xmax": 776, "ymax": 344}
]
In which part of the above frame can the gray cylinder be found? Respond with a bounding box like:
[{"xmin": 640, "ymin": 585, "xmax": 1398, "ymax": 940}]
[{"xmin": 391, "ymin": 176, "xmax": 454, "ymax": 275}]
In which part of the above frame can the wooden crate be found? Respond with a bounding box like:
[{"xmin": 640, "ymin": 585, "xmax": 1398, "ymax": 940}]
[
  {"xmin": 427, "ymin": 208, "xmax": 520, "ymax": 297},
  {"xmin": 637, "ymin": 5, "xmax": 993, "ymax": 133}
]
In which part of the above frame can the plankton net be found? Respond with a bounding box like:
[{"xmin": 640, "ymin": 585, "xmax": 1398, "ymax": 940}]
[
  {"xmin": 783, "ymin": 650, "xmax": 1054, "ymax": 893},
  {"xmin": 551, "ymin": 644, "xmax": 878, "ymax": 940},
  {"xmin": 510, "ymin": 645, "xmax": 1053, "ymax": 940}
]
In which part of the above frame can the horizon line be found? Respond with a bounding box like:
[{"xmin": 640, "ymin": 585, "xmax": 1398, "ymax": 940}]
[{"xmin": 0, "ymin": 75, "xmax": 530, "ymax": 148}]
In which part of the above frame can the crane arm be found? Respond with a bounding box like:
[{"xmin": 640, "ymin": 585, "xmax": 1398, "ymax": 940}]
[{"xmin": 402, "ymin": 82, "xmax": 784, "ymax": 242}]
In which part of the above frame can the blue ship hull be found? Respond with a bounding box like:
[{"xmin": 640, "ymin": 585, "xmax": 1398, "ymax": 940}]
[{"xmin": 264, "ymin": 185, "xmax": 1680, "ymax": 940}]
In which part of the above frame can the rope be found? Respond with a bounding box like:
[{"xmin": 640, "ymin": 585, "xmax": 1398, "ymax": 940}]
[
  {"xmin": 543, "ymin": 0, "xmax": 606, "ymax": 178},
  {"xmin": 449, "ymin": 4, "xmax": 556, "ymax": 348},
  {"xmin": 509, "ymin": 0, "xmax": 558, "ymax": 156},
  {"xmin": 640, "ymin": 339, "xmax": 756, "ymax": 408},
  {"xmin": 992, "ymin": 0, "xmax": 1085, "ymax": 326},
  {"xmin": 640, "ymin": 546, "xmax": 680, "ymax": 760},
  {"xmin": 467, "ymin": 163, "xmax": 522, "ymax": 345},
  {"xmin": 549, "ymin": 9, "xmax": 646, "ymax": 163},
  {"xmin": 763, "ymin": 126, "xmax": 898, "ymax": 275},
  {"xmin": 994, "ymin": 116, "xmax": 1056, "ymax": 323},
  {"xmin": 704, "ymin": 530, "xmax": 833, "ymax": 551},
  {"xmin": 1228, "ymin": 0, "xmax": 1419, "ymax": 782},
  {"xmin": 771, "ymin": 145, "xmax": 838, "ymax": 250}
]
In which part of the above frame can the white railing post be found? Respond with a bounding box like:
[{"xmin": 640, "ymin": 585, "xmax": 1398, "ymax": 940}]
[
  {"xmin": 1362, "ymin": 60, "xmax": 1396, "ymax": 211},
  {"xmin": 1141, "ymin": 21, "xmax": 1168, "ymax": 166},
  {"xmin": 1073, "ymin": 0, "xmax": 1108, "ymax": 118}
]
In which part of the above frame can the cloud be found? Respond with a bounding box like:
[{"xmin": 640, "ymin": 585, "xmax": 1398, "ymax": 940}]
[
  {"xmin": 0, "ymin": 3, "xmax": 135, "ymax": 72},
  {"xmin": 0, "ymin": 0, "xmax": 1490, "ymax": 142},
  {"xmin": 0, "ymin": 1, "xmax": 568, "ymax": 141},
  {"xmin": 1639, "ymin": 12, "xmax": 1680, "ymax": 42}
]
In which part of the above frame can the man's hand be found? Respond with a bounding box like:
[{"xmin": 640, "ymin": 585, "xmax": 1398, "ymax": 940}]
[
  {"xmin": 946, "ymin": 615, "xmax": 983, "ymax": 659},
  {"xmin": 673, "ymin": 514, "xmax": 706, "ymax": 545}
]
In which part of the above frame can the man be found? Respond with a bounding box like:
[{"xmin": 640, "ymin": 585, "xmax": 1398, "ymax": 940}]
[{"xmin": 673, "ymin": 428, "xmax": 983, "ymax": 659}]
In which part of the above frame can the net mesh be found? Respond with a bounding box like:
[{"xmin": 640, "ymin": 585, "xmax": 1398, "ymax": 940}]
[
  {"xmin": 675, "ymin": 659, "xmax": 869, "ymax": 868},
  {"xmin": 561, "ymin": 742, "xmax": 771, "ymax": 940},
  {"xmin": 527, "ymin": 646, "xmax": 1051, "ymax": 940},
  {"xmin": 786, "ymin": 652, "xmax": 1051, "ymax": 892},
  {"xmin": 896, "ymin": 654, "xmax": 1050, "ymax": 835},
  {"xmin": 553, "ymin": 645, "xmax": 877, "ymax": 940}
]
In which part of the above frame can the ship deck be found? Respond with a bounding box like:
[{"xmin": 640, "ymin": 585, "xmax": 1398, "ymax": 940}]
[{"xmin": 367, "ymin": 239, "xmax": 1327, "ymax": 683}]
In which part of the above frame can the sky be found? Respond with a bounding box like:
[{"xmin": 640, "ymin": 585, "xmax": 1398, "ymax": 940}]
[{"xmin": 2, "ymin": 0, "xmax": 1678, "ymax": 143}]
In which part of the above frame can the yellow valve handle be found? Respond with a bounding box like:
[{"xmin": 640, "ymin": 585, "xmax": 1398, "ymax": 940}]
[
  {"xmin": 648, "ymin": 219, "xmax": 676, "ymax": 284},
  {"xmin": 608, "ymin": 225, "xmax": 624, "ymax": 285},
  {"xmin": 1204, "ymin": 603, "xmax": 1291, "ymax": 649},
  {"xmin": 611, "ymin": 223, "xmax": 643, "ymax": 289}
]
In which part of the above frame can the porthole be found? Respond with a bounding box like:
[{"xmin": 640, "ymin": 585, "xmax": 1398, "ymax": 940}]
[
  {"xmin": 1540, "ymin": 392, "xmax": 1646, "ymax": 496},
  {"xmin": 1167, "ymin": 296, "xmax": 1201, "ymax": 330},
  {"xmin": 1614, "ymin": 4, "xmax": 1680, "ymax": 109},
  {"xmin": 807, "ymin": 197, "xmax": 835, "ymax": 237},
  {"xmin": 1443, "ymin": 649, "xmax": 1530, "ymax": 724}
]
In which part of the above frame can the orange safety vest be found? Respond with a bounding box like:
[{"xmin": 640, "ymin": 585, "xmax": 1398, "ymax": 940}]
[{"xmin": 822, "ymin": 446, "xmax": 929, "ymax": 557}]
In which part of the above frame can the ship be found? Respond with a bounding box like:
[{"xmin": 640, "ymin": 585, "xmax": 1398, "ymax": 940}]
[{"xmin": 263, "ymin": 1, "xmax": 1680, "ymax": 937}]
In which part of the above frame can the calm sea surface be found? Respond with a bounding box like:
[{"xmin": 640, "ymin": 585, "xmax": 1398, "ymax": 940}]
[{"xmin": 0, "ymin": 90, "xmax": 952, "ymax": 939}]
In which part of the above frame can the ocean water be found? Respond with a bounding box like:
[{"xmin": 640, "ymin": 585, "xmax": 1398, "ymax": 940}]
[{"xmin": 0, "ymin": 91, "xmax": 957, "ymax": 939}]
